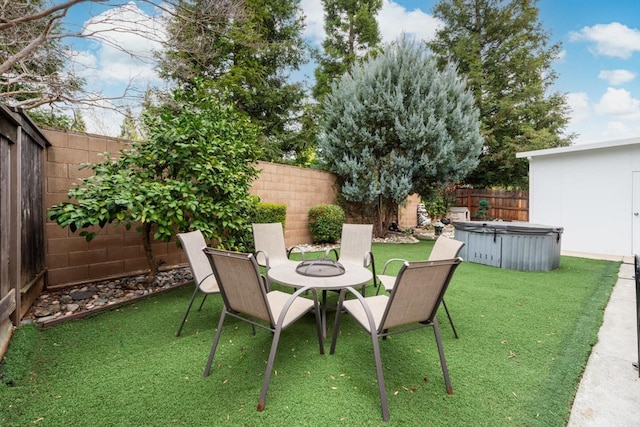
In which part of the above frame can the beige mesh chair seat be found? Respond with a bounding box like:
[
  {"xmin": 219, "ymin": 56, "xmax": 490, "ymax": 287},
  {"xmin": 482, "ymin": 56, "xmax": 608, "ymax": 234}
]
[
  {"xmin": 175, "ymin": 230, "xmax": 220, "ymax": 336},
  {"xmin": 330, "ymin": 258, "xmax": 462, "ymax": 422},
  {"xmin": 377, "ymin": 237, "xmax": 465, "ymax": 338},
  {"xmin": 252, "ymin": 222, "xmax": 305, "ymax": 270},
  {"xmin": 326, "ymin": 224, "xmax": 377, "ymax": 294},
  {"xmin": 203, "ymin": 248, "xmax": 324, "ymax": 413},
  {"xmin": 252, "ymin": 223, "xmax": 306, "ymax": 290}
]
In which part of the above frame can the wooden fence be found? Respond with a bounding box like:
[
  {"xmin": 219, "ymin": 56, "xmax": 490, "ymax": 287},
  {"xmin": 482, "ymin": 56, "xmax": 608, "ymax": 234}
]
[
  {"xmin": 0, "ymin": 105, "xmax": 49, "ymax": 356},
  {"xmin": 454, "ymin": 188, "xmax": 529, "ymax": 222}
]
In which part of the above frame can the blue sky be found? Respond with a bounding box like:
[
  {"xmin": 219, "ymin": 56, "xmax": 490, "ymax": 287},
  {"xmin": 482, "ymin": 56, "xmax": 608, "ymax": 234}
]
[{"xmin": 67, "ymin": 0, "xmax": 640, "ymax": 144}]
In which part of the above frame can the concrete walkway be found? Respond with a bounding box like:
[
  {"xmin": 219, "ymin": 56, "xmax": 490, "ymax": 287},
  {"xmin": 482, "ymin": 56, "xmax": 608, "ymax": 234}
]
[{"xmin": 568, "ymin": 256, "xmax": 639, "ymax": 426}]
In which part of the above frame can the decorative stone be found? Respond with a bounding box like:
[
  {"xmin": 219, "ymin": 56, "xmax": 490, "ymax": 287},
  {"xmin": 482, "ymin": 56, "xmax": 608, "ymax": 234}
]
[
  {"xmin": 48, "ymin": 303, "xmax": 61, "ymax": 314},
  {"xmin": 70, "ymin": 291, "xmax": 94, "ymax": 300},
  {"xmin": 33, "ymin": 308, "xmax": 51, "ymax": 317},
  {"xmin": 36, "ymin": 315, "xmax": 58, "ymax": 323},
  {"xmin": 25, "ymin": 266, "xmax": 194, "ymax": 325}
]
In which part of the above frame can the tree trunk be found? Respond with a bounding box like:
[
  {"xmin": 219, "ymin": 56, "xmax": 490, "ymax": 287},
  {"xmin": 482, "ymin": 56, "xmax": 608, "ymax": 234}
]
[
  {"xmin": 141, "ymin": 223, "xmax": 158, "ymax": 285},
  {"xmin": 374, "ymin": 195, "xmax": 386, "ymax": 238}
]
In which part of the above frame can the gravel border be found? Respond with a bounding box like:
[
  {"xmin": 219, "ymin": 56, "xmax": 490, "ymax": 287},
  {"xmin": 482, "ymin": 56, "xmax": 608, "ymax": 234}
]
[{"xmin": 22, "ymin": 226, "xmax": 453, "ymax": 327}]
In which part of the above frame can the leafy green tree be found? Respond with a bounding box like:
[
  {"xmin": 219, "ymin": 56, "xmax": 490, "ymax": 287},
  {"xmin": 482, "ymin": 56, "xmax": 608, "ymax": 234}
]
[
  {"xmin": 48, "ymin": 80, "xmax": 261, "ymax": 283},
  {"xmin": 312, "ymin": 0, "xmax": 382, "ymax": 101},
  {"xmin": 119, "ymin": 106, "xmax": 140, "ymax": 141},
  {"xmin": 157, "ymin": 0, "xmax": 307, "ymax": 162},
  {"xmin": 429, "ymin": 0, "xmax": 573, "ymax": 188},
  {"xmin": 27, "ymin": 107, "xmax": 86, "ymax": 132},
  {"xmin": 319, "ymin": 36, "xmax": 483, "ymax": 236}
]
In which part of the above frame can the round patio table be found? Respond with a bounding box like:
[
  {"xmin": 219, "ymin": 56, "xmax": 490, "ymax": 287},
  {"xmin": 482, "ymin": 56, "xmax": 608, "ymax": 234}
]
[{"xmin": 267, "ymin": 262, "xmax": 373, "ymax": 337}]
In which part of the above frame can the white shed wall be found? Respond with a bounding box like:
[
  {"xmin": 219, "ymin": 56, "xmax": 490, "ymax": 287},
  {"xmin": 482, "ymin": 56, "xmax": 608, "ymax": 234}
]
[{"xmin": 524, "ymin": 141, "xmax": 640, "ymax": 257}]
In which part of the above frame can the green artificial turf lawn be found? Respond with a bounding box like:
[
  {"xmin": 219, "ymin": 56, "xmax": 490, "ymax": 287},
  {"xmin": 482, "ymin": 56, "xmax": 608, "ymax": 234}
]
[{"xmin": 0, "ymin": 241, "xmax": 620, "ymax": 426}]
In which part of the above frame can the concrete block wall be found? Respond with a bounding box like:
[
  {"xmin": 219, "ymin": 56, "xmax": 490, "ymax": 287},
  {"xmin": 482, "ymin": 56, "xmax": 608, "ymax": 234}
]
[
  {"xmin": 250, "ymin": 161, "xmax": 337, "ymax": 245},
  {"xmin": 43, "ymin": 129, "xmax": 337, "ymax": 287},
  {"xmin": 399, "ymin": 194, "xmax": 420, "ymax": 229}
]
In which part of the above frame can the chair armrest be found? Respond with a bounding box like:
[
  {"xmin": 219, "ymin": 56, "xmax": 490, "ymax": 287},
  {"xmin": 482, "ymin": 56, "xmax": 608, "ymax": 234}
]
[
  {"xmin": 325, "ymin": 248, "xmax": 339, "ymax": 261},
  {"xmin": 254, "ymin": 250, "xmax": 270, "ymax": 270},
  {"xmin": 287, "ymin": 245, "xmax": 307, "ymax": 260},
  {"xmin": 381, "ymin": 258, "xmax": 407, "ymax": 275},
  {"xmin": 260, "ymin": 273, "xmax": 270, "ymax": 293}
]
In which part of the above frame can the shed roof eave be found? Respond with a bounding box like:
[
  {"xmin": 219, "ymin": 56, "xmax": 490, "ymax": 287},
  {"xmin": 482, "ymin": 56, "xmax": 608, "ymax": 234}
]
[{"xmin": 516, "ymin": 137, "xmax": 640, "ymax": 159}]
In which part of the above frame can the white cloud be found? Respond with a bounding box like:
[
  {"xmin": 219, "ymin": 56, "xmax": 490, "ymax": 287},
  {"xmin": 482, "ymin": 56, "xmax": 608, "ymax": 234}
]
[
  {"xmin": 598, "ymin": 69, "xmax": 636, "ymax": 86},
  {"xmin": 594, "ymin": 87, "xmax": 640, "ymax": 119},
  {"xmin": 564, "ymin": 90, "xmax": 640, "ymax": 144},
  {"xmin": 70, "ymin": 2, "xmax": 167, "ymax": 136},
  {"xmin": 566, "ymin": 92, "xmax": 591, "ymax": 123},
  {"xmin": 300, "ymin": 0, "xmax": 325, "ymax": 43},
  {"xmin": 569, "ymin": 22, "xmax": 640, "ymax": 59},
  {"xmin": 377, "ymin": 0, "xmax": 443, "ymax": 43},
  {"xmin": 300, "ymin": 0, "xmax": 443, "ymax": 46},
  {"xmin": 81, "ymin": 2, "xmax": 165, "ymax": 84},
  {"xmin": 604, "ymin": 120, "xmax": 634, "ymax": 137}
]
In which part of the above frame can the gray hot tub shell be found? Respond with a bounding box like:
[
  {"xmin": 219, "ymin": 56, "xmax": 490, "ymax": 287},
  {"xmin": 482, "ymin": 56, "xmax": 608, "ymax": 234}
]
[{"xmin": 453, "ymin": 221, "xmax": 563, "ymax": 271}]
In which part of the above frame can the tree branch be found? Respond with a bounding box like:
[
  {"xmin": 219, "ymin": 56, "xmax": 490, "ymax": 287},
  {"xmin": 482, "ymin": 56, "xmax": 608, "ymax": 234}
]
[{"xmin": 0, "ymin": 0, "xmax": 100, "ymax": 31}]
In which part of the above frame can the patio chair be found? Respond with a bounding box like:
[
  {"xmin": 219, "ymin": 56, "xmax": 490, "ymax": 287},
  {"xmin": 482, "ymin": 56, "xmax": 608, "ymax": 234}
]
[
  {"xmin": 326, "ymin": 223, "xmax": 378, "ymax": 294},
  {"xmin": 330, "ymin": 257, "xmax": 462, "ymax": 422},
  {"xmin": 203, "ymin": 248, "xmax": 324, "ymax": 412},
  {"xmin": 175, "ymin": 230, "xmax": 220, "ymax": 337},
  {"xmin": 377, "ymin": 237, "xmax": 465, "ymax": 338},
  {"xmin": 252, "ymin": 222, "xmax": 306, "ymax": 266}
]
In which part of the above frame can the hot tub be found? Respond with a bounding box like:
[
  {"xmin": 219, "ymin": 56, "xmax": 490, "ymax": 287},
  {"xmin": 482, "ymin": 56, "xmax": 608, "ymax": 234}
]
[{"xmin": 453, "ymin": 221, "xmax": 563, "ymax": 271}]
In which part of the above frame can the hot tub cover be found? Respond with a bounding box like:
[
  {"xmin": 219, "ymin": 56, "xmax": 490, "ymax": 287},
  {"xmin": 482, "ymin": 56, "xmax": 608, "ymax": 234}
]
[{"xmin": 453, "ymin": 221, "xmax": 563, "ymax": 235}]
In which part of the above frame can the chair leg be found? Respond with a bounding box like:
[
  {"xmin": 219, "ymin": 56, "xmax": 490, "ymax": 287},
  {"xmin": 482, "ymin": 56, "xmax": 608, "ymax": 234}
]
[
  {"xmin": 321, "ymin": 290, "xmax": 328, "ymax": 338},
  {"xmin": 197, "ymin": 293, "xmax": 208, "ymax": 311},
  {"xmin": 432, "ymin": 318, "xmax": 453, "ymax": 395},
  {"xmin": 330, "ymin": 290, "xmax": 347, "ymax": 354},
  {"xmin": 204, "ymin": 309, "xmax": 227, "ymax": 377},
  {"xmin": 176, "ymin": 285, "xmax": 201, "ymax": 336},
  {"xmin": 313, "ymin": 299, "xmax": 325, "ymax": 356},
  {"xmin": 257, "ymin": 325, "xmax": 284, "ymax": 412},
  {"xmin": 441, "ymin": 299, "xmax": 459, "ymax": 339},
  {"xmin": 371, "ymin": 331, "xmax": 390, "ymax": 422}
]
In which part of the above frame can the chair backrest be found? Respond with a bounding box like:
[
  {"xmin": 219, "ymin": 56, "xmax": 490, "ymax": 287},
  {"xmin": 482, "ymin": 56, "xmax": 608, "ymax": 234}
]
[
  {"xmin": 429, "ymin": 237, "xmax": 465, "ymax": 261},
  {"xmin": 177, "ymin": 230, "xmax": 216, "ymax": 288},
  {"xmin": 380, "ymin": 258, "xmax": 461, "ymax": 331},
  {"xmin": 204, "ymin": 248, "xmax": 273, "ymax": 324},
  {"xmin": 252, "ymin": 223, "xmax": 289, "ymax": 267},
  {"xmin": 338, "ymin": 224, "xmax": 373, "ymax": 266}
]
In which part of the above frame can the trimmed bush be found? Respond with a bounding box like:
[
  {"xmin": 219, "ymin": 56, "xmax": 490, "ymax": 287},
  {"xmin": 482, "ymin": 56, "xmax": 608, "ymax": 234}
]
[
  {"xmin": 255, "ymin": 203, "xmax": 287, "ymax": 225},
  {"xmin": 308, "ymin": 204, "xmax": 345, "ymax": 243},
  {"xmin": 243, "ymin": 202, "xmax": 287, "ymax": 253}
]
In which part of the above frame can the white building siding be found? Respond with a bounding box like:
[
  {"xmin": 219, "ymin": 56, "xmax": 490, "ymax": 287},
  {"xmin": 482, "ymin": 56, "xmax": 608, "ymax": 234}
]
[{"xmin": 518, "ymin": 138, "xmax": 640, "ymax": 257}]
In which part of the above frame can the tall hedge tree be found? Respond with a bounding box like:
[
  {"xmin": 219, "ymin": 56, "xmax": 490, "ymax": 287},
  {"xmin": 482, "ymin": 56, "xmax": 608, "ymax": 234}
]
[
  {"xmin": 48, "ymin": 80, "xmax": 261, "ymax": 283},
  {"xmin": 429, "ymin": 0, "xmax": 573, "ymax": 188},
  {"xmin": 319, "ymin": 36, "xmax": 483, "ymax": 236},
  {"xmin": 157, "ymin": 0, "xmax": 308, "ymax": 162},
  {"xmin": 312, "ymin": 0, "xmax": 382, "ymax": 101}
]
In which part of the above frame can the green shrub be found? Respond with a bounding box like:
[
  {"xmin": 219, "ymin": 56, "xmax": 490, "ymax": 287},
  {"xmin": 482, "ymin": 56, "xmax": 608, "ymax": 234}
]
[
  {"xmin": 242, "ymin": 202, "xmax": 287, "ymax": 253},
  {"xmin": 308, "ymin": 204, "xmax": 345, "ymax": 243},
  {"xmin": 255, "ymin": 203, "xmax": 286, "ymax": 225},
  {"xmin": 475, "ymin": 199, "xmax": 491, "ymax": 220}
]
